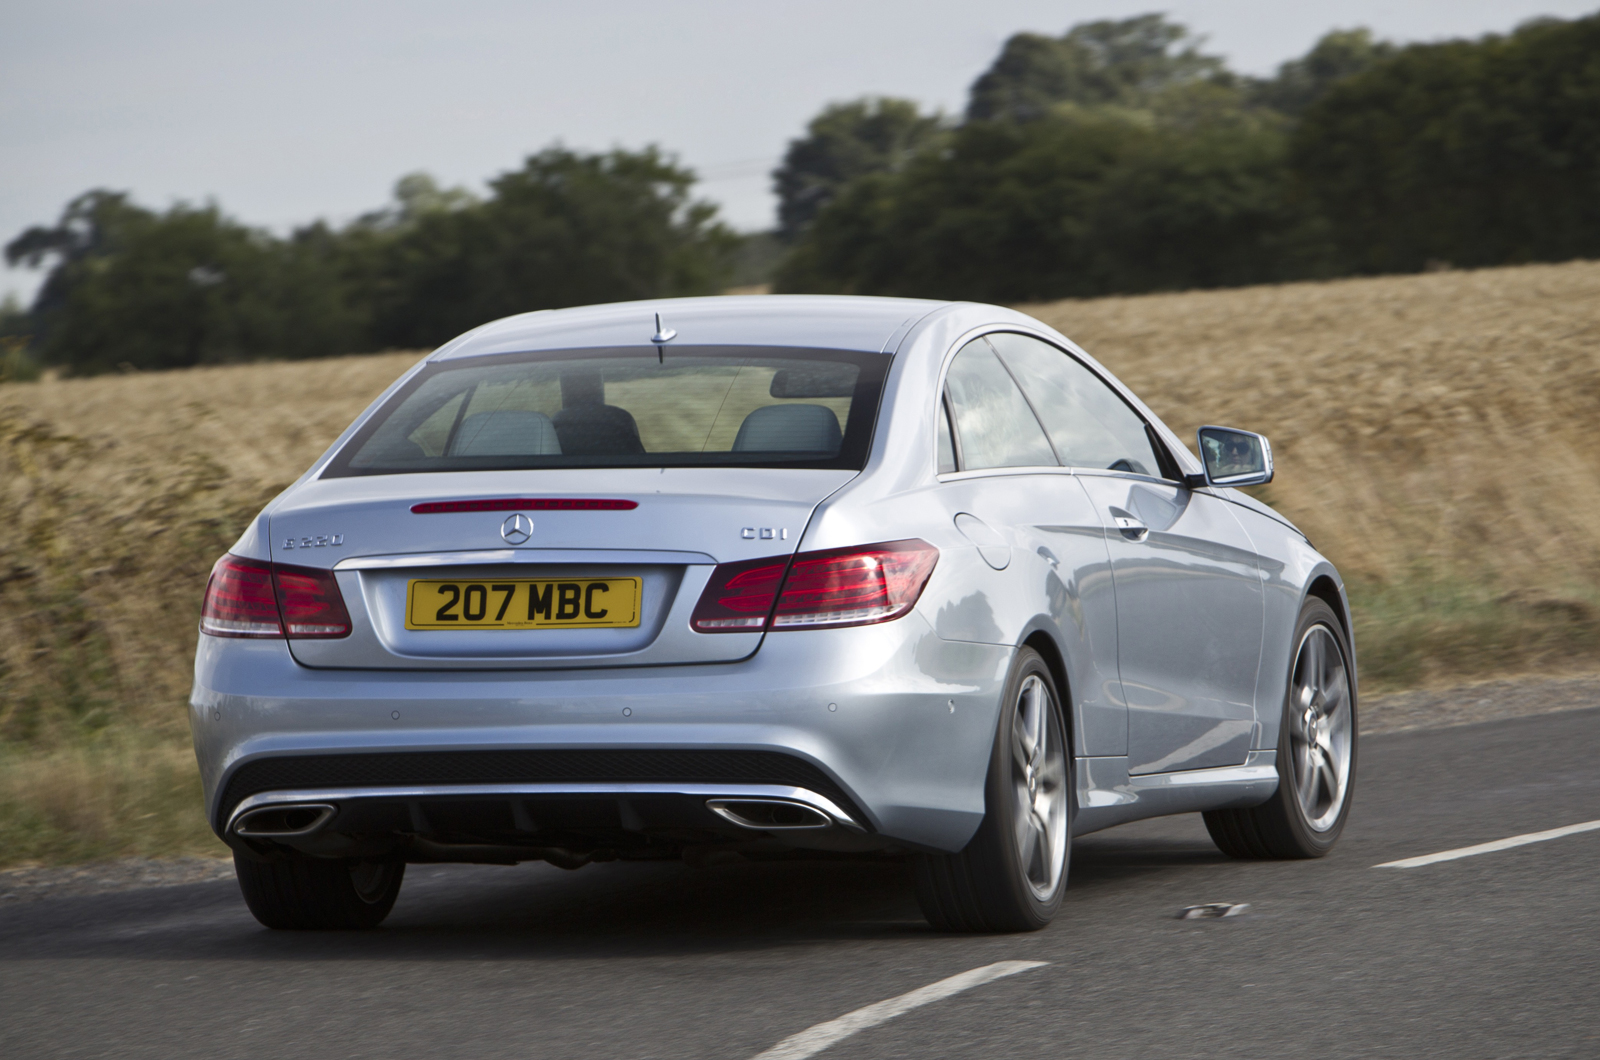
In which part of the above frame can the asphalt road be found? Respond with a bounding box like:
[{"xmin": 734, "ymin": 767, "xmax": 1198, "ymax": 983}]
[{"xmin": 4, "ymin": 707, "xmax": 1598, "ymax": 1060}]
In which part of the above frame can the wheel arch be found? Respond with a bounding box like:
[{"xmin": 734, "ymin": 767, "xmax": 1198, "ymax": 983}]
[
  {"xmin": 1305, "ymin": 574, "xmax": 1349, "ymax": 640},
  {"xmin": 1302, "ymin": 570, "xmax": 1358, "ymax": 692}
]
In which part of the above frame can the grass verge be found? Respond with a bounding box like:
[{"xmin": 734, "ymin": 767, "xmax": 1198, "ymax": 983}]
[
  {"xmin": 0, "ymin": 733, "xmax": 226, "ymax": 867},
  {"xmin": 1351, "ymin": 576, "xmax": 1600, "ymax": 693}
]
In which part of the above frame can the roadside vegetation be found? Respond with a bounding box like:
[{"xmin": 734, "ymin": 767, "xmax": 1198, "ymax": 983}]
[{"xmin": 3, "ymin": 262, "xmax": 1599, "ymax": 866}]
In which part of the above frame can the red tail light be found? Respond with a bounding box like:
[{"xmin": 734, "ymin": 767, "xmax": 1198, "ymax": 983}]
[
  {"xmin": 690, "ymin": 540, "xmax": 938, "ymax": 634},
  {"xmin": 773, "ymin": 540, "xmax": 939, "ymax": 629},
  {"xmin": 201, "ymin": 556, "xmax": 282, "ymax": 637},
  {"xmin": 272, "ymin": 564, "xmax": 352, "ymax": 637},
  {"xmin": 200, "ymin": 555, "xmax": 351, "ymax": 639},
  {"xmin": 689, "ymin": 556, "xmax": 791, "ymax": 632}
]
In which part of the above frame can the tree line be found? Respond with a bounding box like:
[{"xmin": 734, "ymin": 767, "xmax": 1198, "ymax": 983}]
[
  {"xmin": 5, "ymin": 12, "xmax": 1599, "ymax": 376},
  {"xmin": 3, "ymin": 149, "xmax": 735, "ymax": 376},
  {"xmin": 774, "ymin": 12, "xmax": 1600, "ymax": 299}
]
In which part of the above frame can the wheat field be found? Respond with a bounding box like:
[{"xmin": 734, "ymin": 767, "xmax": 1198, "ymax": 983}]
[
  {"xmin": 3, "ymin": 260, "xmax": 1599, "ymax": 864},
  {"xmin": 1026, "ymin": 261, "xmax": 1600, "ymax": 589}
]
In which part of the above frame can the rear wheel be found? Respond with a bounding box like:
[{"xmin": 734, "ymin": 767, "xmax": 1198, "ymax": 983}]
[
  {"xmin": 234, "ymin": 851, "xmax": 404, "ymax": 930},
  {"xmin": 914, "ymin": 647, "xmax": 1072, "ymax": 932},
  {"xmin": 1204, "ymin": 597, "xmax": 1357, "ymax": 858}
]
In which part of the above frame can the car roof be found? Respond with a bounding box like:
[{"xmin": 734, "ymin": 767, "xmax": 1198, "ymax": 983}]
[{"xmin": 429, "ymin": 294, "xmax": 951, "ymax": 360}]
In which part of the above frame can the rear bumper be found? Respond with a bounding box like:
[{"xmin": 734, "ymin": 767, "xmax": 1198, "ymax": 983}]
[{"xmin": 190, "ymin": 614, "xmax": 1012, "ymax": 853}]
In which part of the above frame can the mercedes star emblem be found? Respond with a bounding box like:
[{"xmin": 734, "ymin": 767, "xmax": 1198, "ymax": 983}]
[{"xmin": 500, "ymin": 513, "xmax": 533, "ymax": 545}]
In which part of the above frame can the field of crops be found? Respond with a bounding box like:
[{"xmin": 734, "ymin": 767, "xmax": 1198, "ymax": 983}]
[{"xmin": 3, "ymin": 259, "xmax": 1599, "ymax": 865}]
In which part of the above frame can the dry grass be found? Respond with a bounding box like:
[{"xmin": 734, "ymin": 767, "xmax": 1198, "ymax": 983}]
[
  {"xmin": 1025, "ymin": 260, "xmax": 1600, "ymax": 589},
  {"xmin": 0, "ymin": 737, "xmax": 226, "ymax": 865},
  {"xmin": 3, "ymin": 260, "xmax": 1600, "ymax": 865},
  {"xmin": 0, "ymin": 352, "xmax": 425, "ymax": 745}
]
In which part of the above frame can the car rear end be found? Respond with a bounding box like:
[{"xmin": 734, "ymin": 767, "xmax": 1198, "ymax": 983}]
[{"xmin": 191, "ymin": 300, "xmax": 990, "ymax": 872}]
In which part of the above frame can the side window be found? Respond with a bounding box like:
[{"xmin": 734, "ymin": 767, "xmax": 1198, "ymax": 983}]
[
  {"xmin": 943, "ymin": 339, "xmax": 1057, "ymax": 470},
  {"xmin": 987, "ymin": 332, "xmax": 1165, "ymax": 477},
  {"xmin": 936, "ymin": 397, "xmax": 957, "ymax": 474}
]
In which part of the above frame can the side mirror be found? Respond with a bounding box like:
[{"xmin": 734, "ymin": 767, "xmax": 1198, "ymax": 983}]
[{"xmin": 1196, "ymin": 426, "xmax": 1274, "ymax": 487}]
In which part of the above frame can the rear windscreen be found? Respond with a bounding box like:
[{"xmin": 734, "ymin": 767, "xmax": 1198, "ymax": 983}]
[{"xmin": 322, "ymin": 346, "xmax": 888, "ymax": 476}]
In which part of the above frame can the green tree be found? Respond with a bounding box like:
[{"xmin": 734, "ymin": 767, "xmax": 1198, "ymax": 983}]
[
  {"xmin": 1251, "ymin": 29, "xmax": 1396, "ymax": 116},
  {"xmin": 776, "ymin": 115, "xmax": 1328, "ymax": 302},
  {"xmin": 0, "ymin": 294, "xmax": 37, "ymax": 382},
  {"xmin": 966, "ymin": 14, "xmax": 1230, "ymax": 122},
  {"xmin": 1292, "ymin": 14, "xmax": 1600, "ymax": 274},
  {"xmin": 6, "ymin": 192, "xmax": 361, "ymax": 374},
  {"xmin": 5, "ymin": 191, "xmax": 149, "ymax": 356},
  {"xmin": 773, "ymin": 97, "xmax": 948, "ymax": 242},
  {"xmin": 366, "ymin": 147, "xmax": 736, "ymax": 349}
]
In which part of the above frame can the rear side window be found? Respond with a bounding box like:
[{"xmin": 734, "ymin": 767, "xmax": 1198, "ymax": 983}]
[
  {"xmin": 943, "ymin": 338, "xmax": 1057, "ymax": 470},
  {"xmin": 987, "ymin": 332, "xmax": 1163, "ymax": 477},
  {"xmin": 323, "ymin": 346, "xmax": 886, "ymax": 476}
]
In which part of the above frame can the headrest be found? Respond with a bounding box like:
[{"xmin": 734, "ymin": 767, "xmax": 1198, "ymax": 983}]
[
  {"xmin": 450, "ymin": 410, "xmax": 563, "ymax": 456},
  {"xmin": 560, "ymin": 369, "xmax": 606, "ymax": 407},
  {"xmin": 732, "ymin": 404, "xmax": 843, "ymax": 454}
]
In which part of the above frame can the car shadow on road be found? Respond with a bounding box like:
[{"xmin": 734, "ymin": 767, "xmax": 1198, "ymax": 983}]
[{"xmin": 0, "ymin": 818, "xmax": 1239, "ymax": 963}]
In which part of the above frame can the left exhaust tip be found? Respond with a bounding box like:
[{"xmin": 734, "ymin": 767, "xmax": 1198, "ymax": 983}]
[{"xmin": 233, "ymin": 804, "xmax": 335, "ymax": 838}]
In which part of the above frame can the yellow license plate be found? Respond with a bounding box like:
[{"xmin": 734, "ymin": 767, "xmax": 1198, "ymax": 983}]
[{"xmin": 405, "ymin": 577, "xmax": 642, "ymax": 630}]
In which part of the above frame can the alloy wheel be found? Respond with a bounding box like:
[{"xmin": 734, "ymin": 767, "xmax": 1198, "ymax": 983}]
[
  {"xmin": 1288, "ymin": 624, "xmax": 1354, "ymax": 831},
  {"xmin": 1010, "ymin": 674, "xmax": 1068, "ymax": 899}
]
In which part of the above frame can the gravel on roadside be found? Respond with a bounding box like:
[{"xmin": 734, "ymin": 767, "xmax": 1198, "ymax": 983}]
[
  {"xmin": 3, "ymin": 673, "xmax": 1596, "ymax": 904},
  {"xmin": 1361, "ymin": 671, "xmax": 1600, "ymax": 735},
  {"xmin": 0, "ymin": 856, "xmax": 234, "ymax": 905}
]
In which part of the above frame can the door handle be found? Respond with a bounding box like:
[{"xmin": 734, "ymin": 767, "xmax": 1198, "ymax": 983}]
[{"xmin": 1112, "ymin": 515, "xmax": 1149, "ymax": 540}]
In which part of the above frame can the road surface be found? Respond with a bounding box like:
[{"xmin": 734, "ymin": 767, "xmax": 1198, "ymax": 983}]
[{"xmin": 3, "ymin": 707, "xmax": 1597, "ymax": 1059}]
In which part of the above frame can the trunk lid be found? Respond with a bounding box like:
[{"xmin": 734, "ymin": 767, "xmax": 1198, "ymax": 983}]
[{"xmin": 269, "ymin": 467, "xmax": 853, "ymax": 669}]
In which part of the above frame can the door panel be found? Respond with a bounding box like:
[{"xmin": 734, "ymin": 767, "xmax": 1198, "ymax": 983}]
[
  {"xmin": 982, "ymin": 330, "xmax": 1263, "ymax": 774},
  {"xmin": 933, "ymin": 474, "xmax": 1126, "ymax": 757},
  {"xmin": 1077, "ymin": 474, "xmax": 1263, "ymax": 774}
]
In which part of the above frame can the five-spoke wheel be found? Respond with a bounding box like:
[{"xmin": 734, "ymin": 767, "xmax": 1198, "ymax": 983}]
[
  {"xmin": 1011, "ymin": 673, "xmax": 1069, "ymax": 901},
  {"xmin": 915, "ymin": 647, "xmax": 1071, "ymax": 932},
  {"xmin": 1204, "ymin": 596, "xmax": 1358, "ymax": 858},
  {"xmin": 1287, "ymin": 623, "xmax": 1354, "ymax": 833}
]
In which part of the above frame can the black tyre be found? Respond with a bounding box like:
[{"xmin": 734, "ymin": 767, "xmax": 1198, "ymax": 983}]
[
  {"xmin": 1204, "ymin": 597, "xmax": 1357, "ymax": 858},
  {"xmin": 234, "ymin": 851, "xmax": 404, "ymax": 930},
  {"xmin": 914, "ymin": 647, "xmax": 1072, "ymax": 932}
]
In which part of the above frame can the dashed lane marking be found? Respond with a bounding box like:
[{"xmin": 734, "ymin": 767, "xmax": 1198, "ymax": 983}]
[
  {"xmin": 1375, "ymin": 818, "xmax": 1600, "ymax": 868},
  {"xmin": 749, "ymin": 959, "xmax": 1049, "ymax": 1060}
]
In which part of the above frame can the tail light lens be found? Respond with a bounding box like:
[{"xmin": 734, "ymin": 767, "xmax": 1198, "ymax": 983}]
[
  {"xmin": 200, "ymin": 556, "xmax": 281, "ymax": 637},
  {"xmin": 200, "ymin": 555, "xmax": 352, "ymax": 639},
  {"xmin": 273, "ymin": 564, "xmax": 352, "ymax": 637},
  {"xmin": 773, "ymin": 540, "xmax": 939, "ymax": 629},
  {"xmin": 689, "ymin": 556, "xmax": 791, "ymax": 632},
  {"xmin": 691, "ymin": 539, "xmax": 938, "ymax": 634}
]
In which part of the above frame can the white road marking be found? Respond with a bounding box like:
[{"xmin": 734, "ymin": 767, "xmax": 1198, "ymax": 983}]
[
  {"xmin": 749, "ymin": 960, "xmax": 1049, "ymax": 1060},
  {"xmin": 1375, "ymin": 819, "xmax": 1600, "ymax": 868}
]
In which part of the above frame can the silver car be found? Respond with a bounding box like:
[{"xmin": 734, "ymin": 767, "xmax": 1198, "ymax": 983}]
[{"xmin": 192, "ymin": 295, "xmax": 1357, "ymax": 932}]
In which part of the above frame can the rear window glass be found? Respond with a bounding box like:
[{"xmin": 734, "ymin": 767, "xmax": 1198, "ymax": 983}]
[{"xmin": 323, "ymin": 346, "xmax": 887, "ymax": 476}]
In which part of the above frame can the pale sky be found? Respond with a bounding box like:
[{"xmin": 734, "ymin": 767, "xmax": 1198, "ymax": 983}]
[{"xmin": 4, "ymin": 0, "xmax": 1596, "ymax": 304}]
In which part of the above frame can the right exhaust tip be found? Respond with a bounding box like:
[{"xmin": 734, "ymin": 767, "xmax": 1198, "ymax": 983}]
[{"xmin": 706, "ymin": 798, "xmax": 833, "ymax": 830}]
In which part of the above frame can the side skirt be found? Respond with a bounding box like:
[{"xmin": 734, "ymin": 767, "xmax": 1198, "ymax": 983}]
[{"xmin": 1072, "ymin": 751, "xmax": 1279, "ymax": 837}]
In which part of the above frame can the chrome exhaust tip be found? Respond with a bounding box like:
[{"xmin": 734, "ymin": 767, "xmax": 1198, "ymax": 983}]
[
  {"xmin": 233, "ymin": 803, "xmax": 336, "ymax": 839},
  {"xmin": 706, "ymin": 798, "xmax": 832, "ymax": 830}
]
